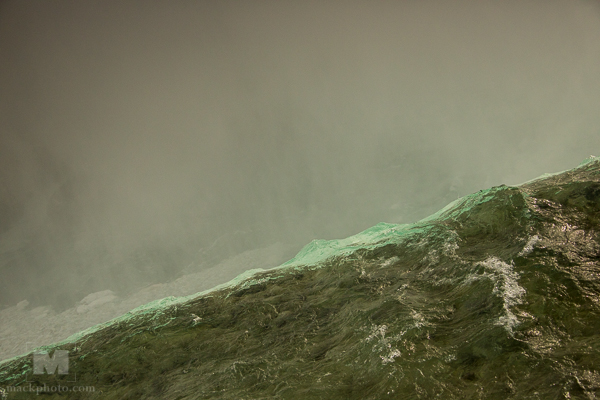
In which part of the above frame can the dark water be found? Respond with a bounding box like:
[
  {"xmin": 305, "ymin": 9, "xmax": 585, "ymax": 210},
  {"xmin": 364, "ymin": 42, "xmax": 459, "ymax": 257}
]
[{"xmin": 1, "ymin": 157, "xmax": 599, "ymax": 399}]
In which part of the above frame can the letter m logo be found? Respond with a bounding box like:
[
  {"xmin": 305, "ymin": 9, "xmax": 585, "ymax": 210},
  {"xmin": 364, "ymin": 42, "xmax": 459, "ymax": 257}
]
[{"xmin": 33, "ymin": 350, "xmax": 69, "ymax": 375}]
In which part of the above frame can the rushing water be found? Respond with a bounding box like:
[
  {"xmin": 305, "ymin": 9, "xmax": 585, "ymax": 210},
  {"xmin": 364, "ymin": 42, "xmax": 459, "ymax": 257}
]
[{"xmin": 1, "ymin": 157, "xmax": 599, "ymax": 399}]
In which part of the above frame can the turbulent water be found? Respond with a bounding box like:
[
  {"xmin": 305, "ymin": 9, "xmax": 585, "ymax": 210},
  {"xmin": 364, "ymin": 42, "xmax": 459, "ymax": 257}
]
[
  {"xmin": 1, "ymin": 157, "xmax": 599, "ymax": 399},
  {"xmin": 0, "ymin": 242, "xmax": 295, "ymax": 363}
]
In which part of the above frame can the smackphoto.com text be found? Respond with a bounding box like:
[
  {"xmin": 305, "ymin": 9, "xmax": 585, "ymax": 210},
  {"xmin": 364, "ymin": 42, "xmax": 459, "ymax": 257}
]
[{"xmin": 1, "ymin": 383, "xmax": 95, "ymax": 396}]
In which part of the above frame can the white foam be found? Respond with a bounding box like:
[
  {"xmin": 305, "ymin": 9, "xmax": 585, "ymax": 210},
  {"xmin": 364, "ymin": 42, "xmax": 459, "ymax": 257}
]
[
  {"xmin": 518, "ymin": 235, "xmax": 541, "ymax": 256},
  {"xmin": 478, "ymin": 257, "xmax": 526, "ymax": 333},
  {"xmin": 365, "ymin": 324, "xmax": 404, "ymax": 365}
]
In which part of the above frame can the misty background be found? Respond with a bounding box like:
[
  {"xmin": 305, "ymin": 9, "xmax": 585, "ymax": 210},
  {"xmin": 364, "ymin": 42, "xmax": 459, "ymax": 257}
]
[{"xmin": 0, "ymin": 0, "xmax": 599, "ymax": 311}]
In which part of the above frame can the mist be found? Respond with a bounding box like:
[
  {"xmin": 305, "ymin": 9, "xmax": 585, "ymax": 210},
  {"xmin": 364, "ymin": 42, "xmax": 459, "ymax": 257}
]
[{"xmin": 1, "ymin": 0, "xmax": 599, "ymax": 310}]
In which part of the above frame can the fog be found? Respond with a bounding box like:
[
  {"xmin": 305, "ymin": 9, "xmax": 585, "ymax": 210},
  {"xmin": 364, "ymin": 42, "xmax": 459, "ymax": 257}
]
[{"xmin": 1, "ymin": 0, "xmax": 599, "ymax": 310}]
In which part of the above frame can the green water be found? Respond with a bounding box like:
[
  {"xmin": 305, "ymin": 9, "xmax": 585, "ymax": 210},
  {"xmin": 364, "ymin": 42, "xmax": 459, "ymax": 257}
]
[{"xmin": 1, "ymin": 157, "xmax": 599, "ymax": 399}]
